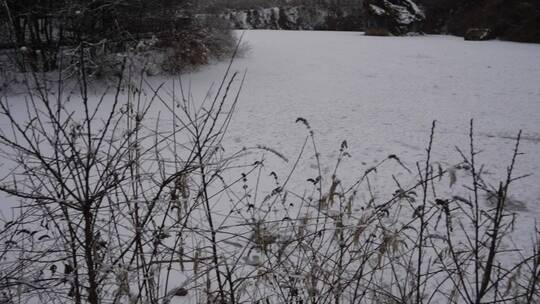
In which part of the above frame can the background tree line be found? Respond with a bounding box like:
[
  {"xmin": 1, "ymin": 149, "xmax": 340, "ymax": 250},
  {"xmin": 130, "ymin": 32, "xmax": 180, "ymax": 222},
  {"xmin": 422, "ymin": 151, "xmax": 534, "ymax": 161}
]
[{"xmin": 1, "ymin": 0, "xmax": 236, "ymax": 73}]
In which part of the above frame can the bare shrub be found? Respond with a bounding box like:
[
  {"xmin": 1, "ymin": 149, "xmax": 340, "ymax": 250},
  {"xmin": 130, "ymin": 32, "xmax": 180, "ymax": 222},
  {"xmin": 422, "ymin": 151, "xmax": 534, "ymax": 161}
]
[
  {"xmin": 0, "ymin": 44, "xmax": 246, "ymax": 304},
  {"xmin": 365, "ymin": 28, "xmax": 391, "ymax": 36},
  {"xmin": 1, "ymin": 0, "xmax": 239, "ymax": 77},
  {"xmin": 160, "ymin": 19, "xmax": 240, "ymax": 73},
  {"xmin": 0, "ymin": 53, "xmax": 538, "ymax": 304}
]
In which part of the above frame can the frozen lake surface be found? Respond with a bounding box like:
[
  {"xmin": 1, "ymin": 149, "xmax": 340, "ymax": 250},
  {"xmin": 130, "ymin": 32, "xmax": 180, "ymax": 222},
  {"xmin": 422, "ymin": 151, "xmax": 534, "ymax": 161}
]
[
  {"xmin": 1, "ymin": 30, "xmax": 540, "ymax": 303},
  {"xmin": 183, "ymin": 30, "xmax": 540, "ymax": 219},
  {"xmin": 2, "ymin": 29, "xmax": 540, "ymax": 229}
]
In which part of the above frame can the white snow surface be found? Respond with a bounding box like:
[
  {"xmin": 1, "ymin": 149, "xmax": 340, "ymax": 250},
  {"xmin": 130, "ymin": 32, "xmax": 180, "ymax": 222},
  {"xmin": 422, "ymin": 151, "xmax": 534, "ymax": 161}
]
[
  {"xmin": 167, "ymin": 30, "xmax": 540, "ymax": 302},
  {"xmin": 1, "ymin": 31, "xmax": 540, "ymax": 300},
  {"xmin": 177, "ymin": 31, "xmax": 540, "ymax": 203},
  {"xmin": 167, "ymin": 30, "xmax": 540, "ymax": 247},
  {"xmin": 3, "ymin": 30, "xmax": 540, "ymax": 226},
  {"xmin": 369, "ymin": 4, "xmax": 387, "ymax": 16}
]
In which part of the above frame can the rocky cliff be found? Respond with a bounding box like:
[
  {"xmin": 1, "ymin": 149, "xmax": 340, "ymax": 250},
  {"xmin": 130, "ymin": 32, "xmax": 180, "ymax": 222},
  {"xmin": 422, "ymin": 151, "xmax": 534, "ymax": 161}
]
[
  {"xmin": 219, "ymin": 5, "xmax": 363, "ymax": 31},
  {"xmin": 418, "ymin": 0, "xmax": 540, "ymax": 43},
  {"xmin": 363, "ymin": 0, "xmax": 426, "ymax": 35},
  {"xmin": 213, "ymin": 0, "xmax": 540, "ymax": 43}
]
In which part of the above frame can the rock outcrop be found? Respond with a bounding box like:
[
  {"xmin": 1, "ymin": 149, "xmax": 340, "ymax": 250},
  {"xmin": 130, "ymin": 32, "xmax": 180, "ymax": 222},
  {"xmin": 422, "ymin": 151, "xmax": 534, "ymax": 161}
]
[
  {"xmin": 212, "ymin": 0, "xmax": 540, "ymax": 43},
  {"xmin": 418, "ymin": 0, "xmax": 540, "ymax": 43},
  {"xmin": 464, "ymin": 28, "xmax": 493, "ymax": 41},
  {"xmin": 363, "ymin": 0, "xmax": 425, "ymax": 36},
  {"xmin": 219, "ymin": 6, "xmax": 363, "ymax": 31}
]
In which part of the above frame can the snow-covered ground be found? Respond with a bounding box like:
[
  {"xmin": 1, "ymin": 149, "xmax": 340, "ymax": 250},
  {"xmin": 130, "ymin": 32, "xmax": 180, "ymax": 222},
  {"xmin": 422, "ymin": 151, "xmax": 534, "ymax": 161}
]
[
  {"xmin": 144, "ymin": 31, "xmax": 540, "ymax": 266},
  {"xmin": 177, "ymin": 30, "xmax": 540, "ymax": 216},
  {"xmin": 1, "ymin": 30, "xmax": 540, "ymax": 302},
  {"xmin": 3, "ymin": 31, "xmax": 539, "ymax": 215}
]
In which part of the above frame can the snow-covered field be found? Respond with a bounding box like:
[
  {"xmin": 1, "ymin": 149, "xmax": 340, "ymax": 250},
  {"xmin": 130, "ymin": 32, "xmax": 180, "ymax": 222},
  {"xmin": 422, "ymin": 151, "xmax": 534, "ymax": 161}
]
[
  {"xmin": 1, "ymin": 30, "xmax": 540, "ymax": 302},
  {"xmin": 3, "ymin": 30, "xmax": 539, "ymax": 218},
  {"xmin": 180, "ymin": 30, "xmax": 540, "ymax": 218},
  {"xmin": 162, "ymin": 30, "xmax": 540, "ymax": 294}
]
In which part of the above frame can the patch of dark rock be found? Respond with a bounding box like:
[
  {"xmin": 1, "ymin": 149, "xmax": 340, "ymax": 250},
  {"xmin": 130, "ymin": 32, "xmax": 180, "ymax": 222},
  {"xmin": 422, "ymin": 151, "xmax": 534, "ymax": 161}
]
[
  {"xmin": 464, "ymin": 28, "xmax": 494, "ymax": 41},
  {"xmin": 363, "ymin": 0, "xmax": 425, "ymax": 36}
]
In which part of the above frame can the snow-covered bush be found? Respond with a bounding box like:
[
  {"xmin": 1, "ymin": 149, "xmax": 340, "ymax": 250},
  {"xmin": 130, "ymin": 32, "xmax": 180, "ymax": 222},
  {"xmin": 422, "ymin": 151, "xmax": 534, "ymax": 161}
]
[
  {"xmin": 0, "ymin": 0, "xmax": 238, "ymax": 77},
  {"xmin": 157, "ymin": 17, "xmax": 239, "ymax": 73},
  {"xmin": 0, "ymin": 53, "xmax": 246, "ymax": 304}
]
